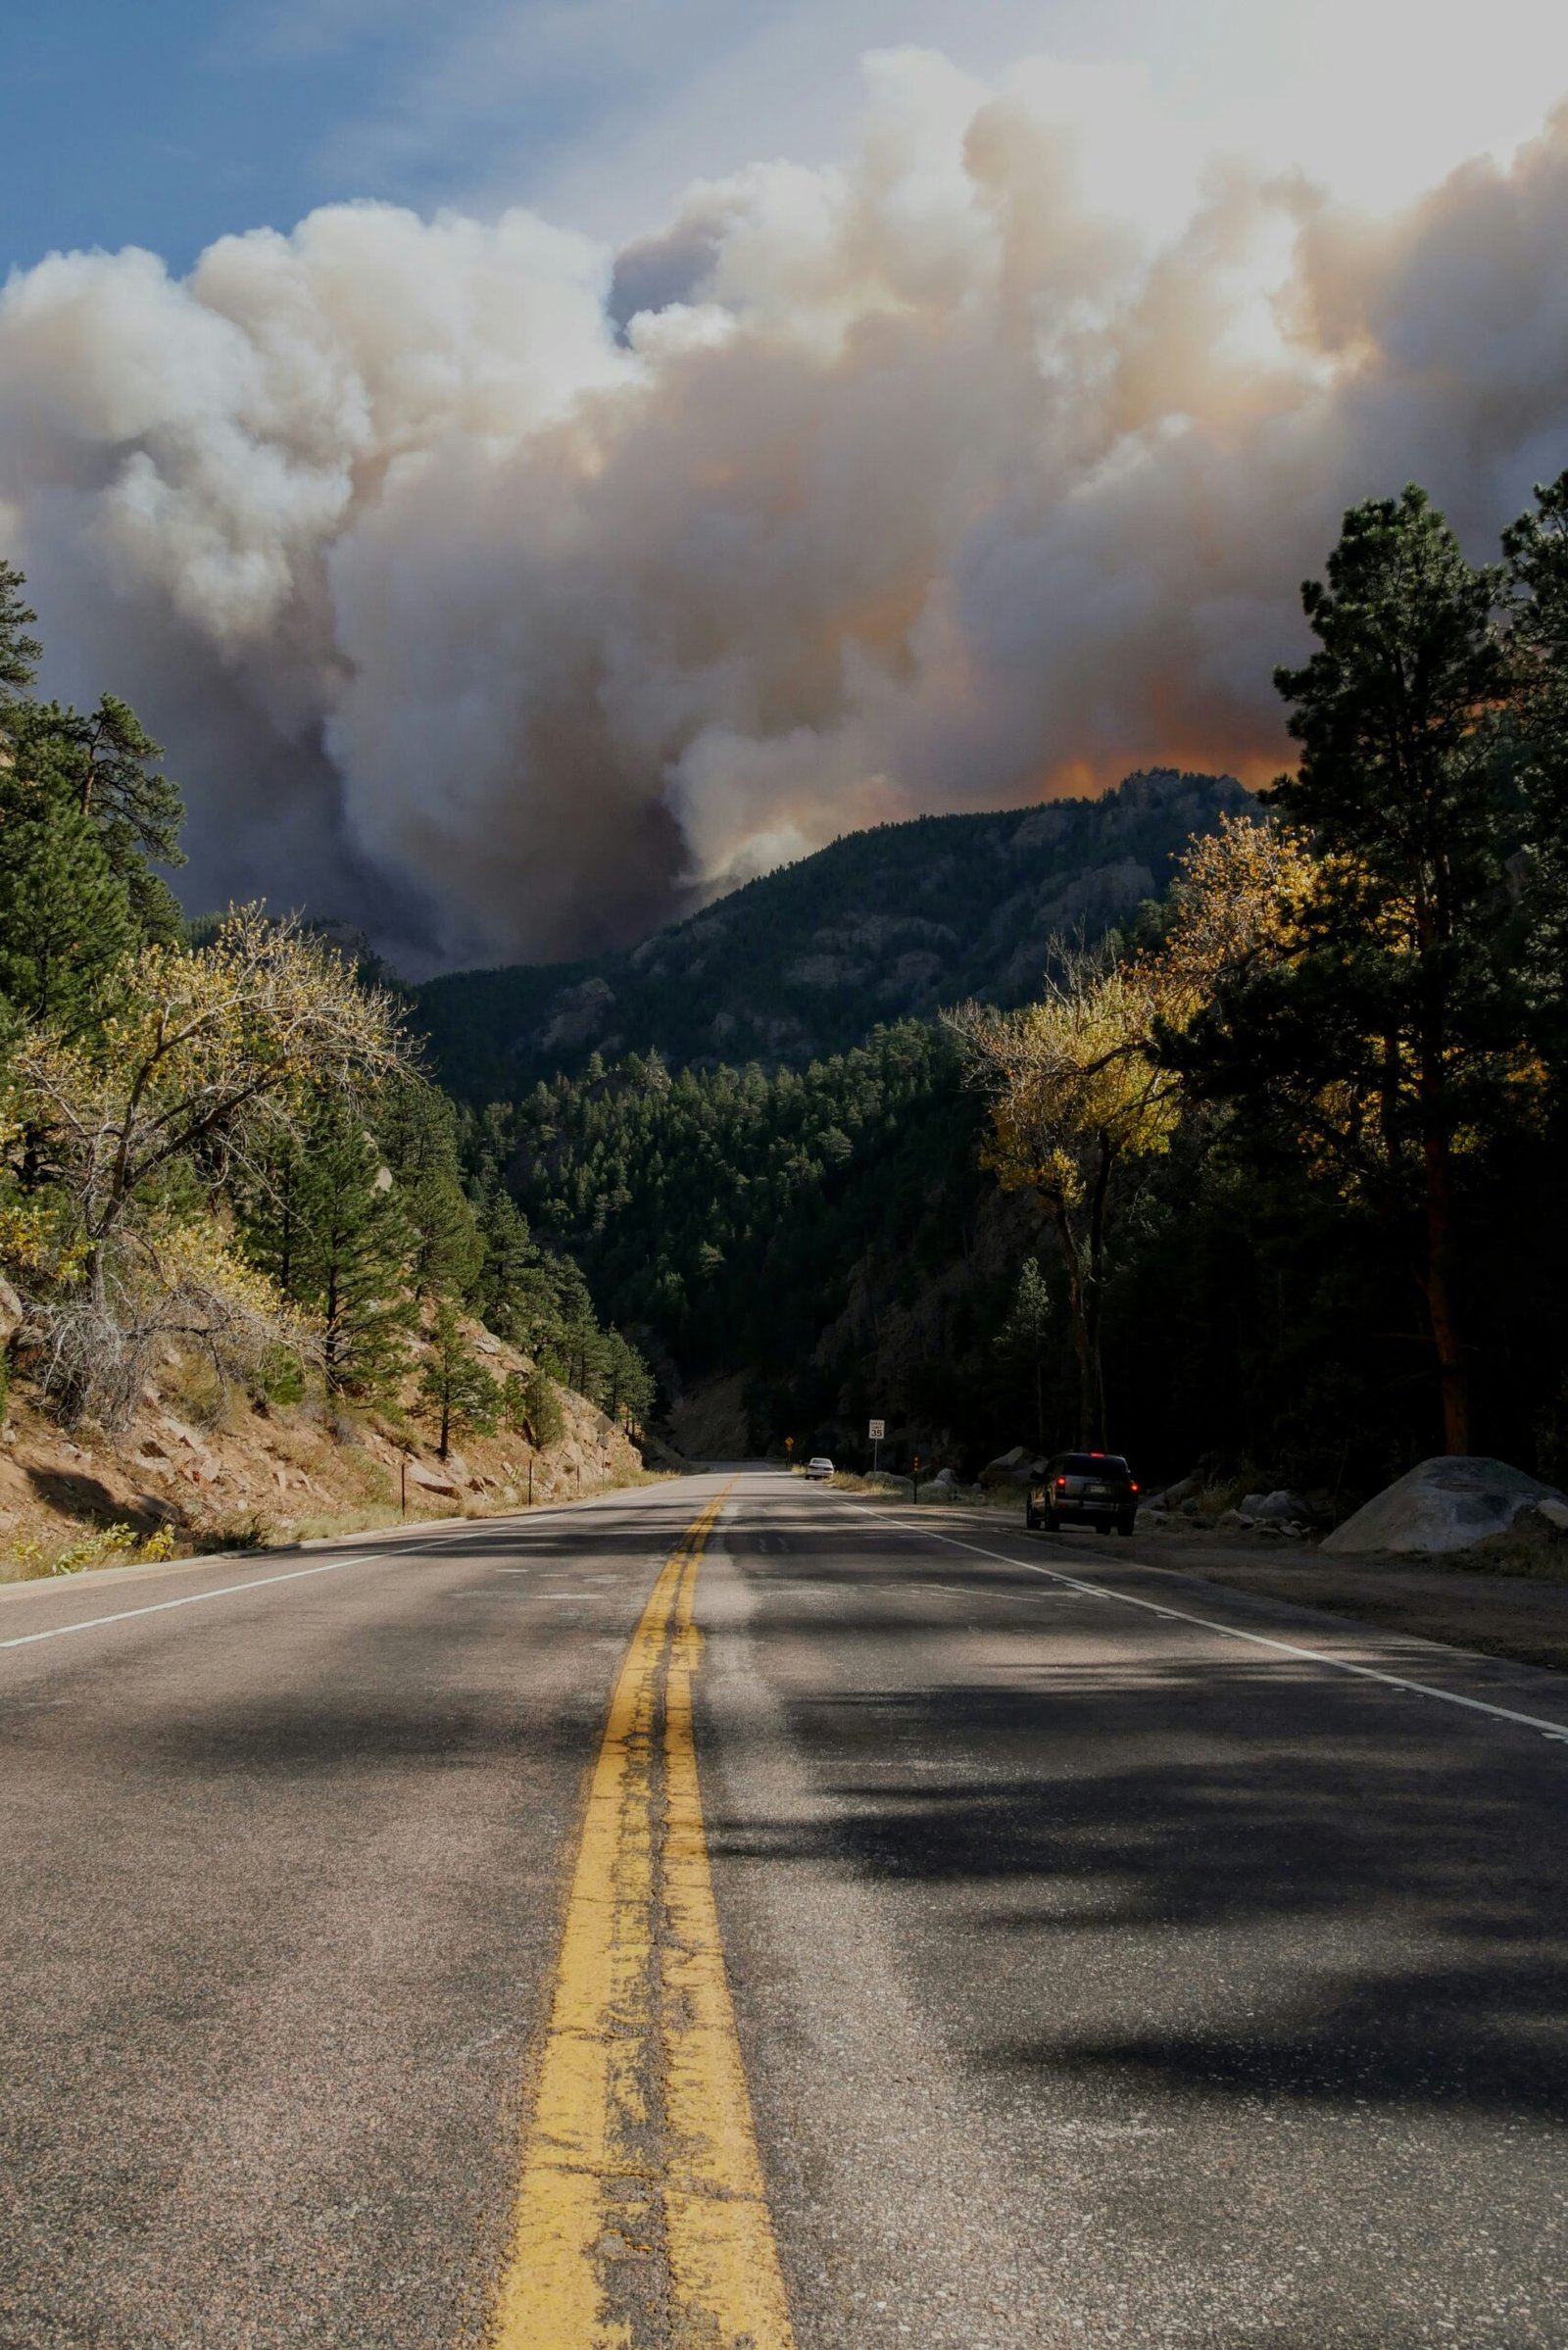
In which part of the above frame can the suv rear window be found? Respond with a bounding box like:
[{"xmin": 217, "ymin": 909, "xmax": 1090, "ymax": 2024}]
[{"xmin": 1060, "ymin": 1453, "xmax": 1129, "ymax": 1477}]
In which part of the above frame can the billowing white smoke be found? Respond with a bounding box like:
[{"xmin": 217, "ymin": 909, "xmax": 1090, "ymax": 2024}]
[{"xmin": 4, "ymin": 52, "xmax": 1568, "ymax": 969}]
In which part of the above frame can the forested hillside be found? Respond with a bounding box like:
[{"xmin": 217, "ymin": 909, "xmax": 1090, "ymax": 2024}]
[
  {"xmin": 477, "ymin": 1025, "xmax": 998, "ymax": 1430},
  {"xmin": 0, "ymin": 563, "xmax": 654, "ymax": 1569},
  {"xmin": 416, "ymin": 769, "xmax": 1250, "ymax": 1101},
  {"xmin": 473, "ymin": 479, "xmax": 1568, "ymax": 1510},
  {"xmin": 14, "ymin": 473, "xmax": 1568, "ymax": 1528}
]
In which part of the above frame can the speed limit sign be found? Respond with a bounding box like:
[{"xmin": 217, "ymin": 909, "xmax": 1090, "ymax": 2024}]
[{"xmin": 868, "ymin": 1418, "xmax": 885, "ymax": 1441}]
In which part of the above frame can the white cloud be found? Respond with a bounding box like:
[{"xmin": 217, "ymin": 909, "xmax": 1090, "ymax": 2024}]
[{"xmin": 4, "ymin": 44, "xmax": 1568, "ymax": 969}]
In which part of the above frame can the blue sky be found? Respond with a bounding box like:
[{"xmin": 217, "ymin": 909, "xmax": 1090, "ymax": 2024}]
[
  {"xmin": 11, "ymin": 0, "xmax": 1568, "ymax": 282},
  {"xmin": 1, "ymin": 0, "xmax": 1024, "ymax": 271},
  {"xmin": 0, "ymin": 0, "xmax": 578, "ymax": 271}
]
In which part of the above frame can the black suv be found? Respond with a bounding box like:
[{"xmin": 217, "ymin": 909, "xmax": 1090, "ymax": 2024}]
[{"xmin": 1026, "ymin": 1452, "xmax": 1139, "ymax": 1536}]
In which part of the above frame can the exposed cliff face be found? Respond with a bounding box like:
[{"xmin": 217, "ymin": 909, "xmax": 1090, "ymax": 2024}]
[
  {"xmin": 0, "ymin": 1317, "xmax": 645, "ymax": 1579},
  {"xmin": 414, "ymin": 769, "xmax": 1250, "ymax": 1102}
]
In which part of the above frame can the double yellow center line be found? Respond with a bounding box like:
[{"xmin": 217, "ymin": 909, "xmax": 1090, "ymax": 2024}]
[{"xmin": 490, "ymin": 1493, "xmax": 796, "ymax": 2348}]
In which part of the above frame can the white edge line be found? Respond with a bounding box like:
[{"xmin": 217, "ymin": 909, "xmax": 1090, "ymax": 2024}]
[
  {"xmin": 833, "ymin": 1501, "xmax": 1568, "ymax": 1746},
  {"xmin": 0, "ymin": 1552, "xmax": 403, "ymax": 1649},
  {"xmin": 1, "ymin": 1483, "xmax": 729, "ymax": 1653},
  {"xmin": 0, "ymin": 1527, "xmax": 504, "ymax": 1651}
]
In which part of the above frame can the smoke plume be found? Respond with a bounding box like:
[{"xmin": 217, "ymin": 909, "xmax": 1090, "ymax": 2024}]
[{"xmin": 4, "ymin": 52, "xmax": 1568, "ymax": 969}]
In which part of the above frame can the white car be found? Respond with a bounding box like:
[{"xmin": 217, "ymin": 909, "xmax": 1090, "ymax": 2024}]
[{"xmin": 805, "ymin": 1455, "xmax": 835, "ymax": 1480}]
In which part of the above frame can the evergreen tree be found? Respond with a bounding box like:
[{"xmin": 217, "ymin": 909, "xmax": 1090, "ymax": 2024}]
[
  {"xmin": 241, "ymin": 1096, "xmax": 416, "ymax": 1398},
  {"xmin": 8, "ymin": 699, "xmax": 184, "ymax": 944},
  {"xmin": 1502, "ymin": 470, "xmax": 1568, "ymax": 1046},
  {"xmin": 469, "ymin": 1178, "xmax": 555, "ymax": 1346},
  {"xmin": 1196, "ymin": 488, "xmax": 1518, "ymax": 1453},
  {"xmin": 505, "ymin": 1366, "xmax": 564, "ymax": 1449},
  {"xmin": 0, "ymin": 560, "xmax": 41, "ymax": 726},
  {"xmin": 0, "ymin": 781, "xmax": 137, "ymax": 1030},
  {"xmin": 376, "ymin": 1074, "xmax": 483, "ymax": 1298},
  {"xmin": 0, "ymin": 573, "xmax": 180, "ymax": 1027},
  {"xmin": 419, "ymin": 1293, "xmax": 501, "ymax": 1456},
  {"xmin": 599, "ymin": 1328, "xmax": 657, "ymax": 1432},
  {"xmin": 994, "ymin": 1258, "xmax": 1054, "ymax": 1447}
]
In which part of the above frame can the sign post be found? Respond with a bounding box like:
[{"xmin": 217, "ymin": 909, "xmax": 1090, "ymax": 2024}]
[
  {"xmin": 911, "ymin": 1453, "xmax": 921, "ymax": 1505},
  {"xmin": 868, "ymin": 1417, "xmax": 885, "ymax": 1475}
]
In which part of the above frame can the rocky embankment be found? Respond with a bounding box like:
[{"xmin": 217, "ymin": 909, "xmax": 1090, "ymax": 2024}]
[{"xmin": 0, "ymin": 1313, "xmax": 646, "ymax": 1580}]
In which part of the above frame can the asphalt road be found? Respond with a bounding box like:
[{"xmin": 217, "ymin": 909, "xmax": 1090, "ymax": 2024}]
[{"xmin": 4, "ymin": 1469, "xmax": 1568, "ymax": 2346}]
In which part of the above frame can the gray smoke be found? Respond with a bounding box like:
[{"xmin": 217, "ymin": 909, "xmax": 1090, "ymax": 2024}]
[{"xmin": 4, "ymin": 54, "xmax": 1568, "ymax": 971}]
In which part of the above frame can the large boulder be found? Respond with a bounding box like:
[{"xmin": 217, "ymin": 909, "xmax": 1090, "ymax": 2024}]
[
  {"xmin": 981, "ymin": 1445, "xmax": 1046, "ymax": 1487},
  {"xmin": 406, "ymin": 1459, "xmax": 462, "ymax": 1497},
  {"xmin": 1322, "ymin": 1456, "xmax": 1568, "ymax": 1556}
]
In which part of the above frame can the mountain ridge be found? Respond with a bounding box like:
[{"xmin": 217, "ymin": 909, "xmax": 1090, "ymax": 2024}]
[{"xmin": 415, "ymin": 768, "xmax": 1252, "ymax": 1101}]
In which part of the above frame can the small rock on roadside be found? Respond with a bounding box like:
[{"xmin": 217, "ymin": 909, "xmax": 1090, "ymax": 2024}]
[{"xmin": 1242, "ymin": 1489, "xmax": 1312, "ymax": 1524}]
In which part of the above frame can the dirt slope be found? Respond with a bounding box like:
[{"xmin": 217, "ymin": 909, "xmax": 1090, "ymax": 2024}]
[{"xmin": 0, "ymin": 1316, "xmax": 649, "ymax": 1580}]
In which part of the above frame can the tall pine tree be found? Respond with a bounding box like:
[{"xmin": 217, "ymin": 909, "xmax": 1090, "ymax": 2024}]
[{"xmin": 241, "ymin": 1097, "xmax": 416, "ymax": 1398}]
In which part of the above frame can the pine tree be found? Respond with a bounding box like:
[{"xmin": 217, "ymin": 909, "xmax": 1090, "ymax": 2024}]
[
  {"xmin": 470, "ymin": 1180, "xmax": 553, "ymax": 1345},
  {"xmin": 505, "ymin": 1366, "xmax": 564, "ymax": 1449},
  {"xmin": 1503, "ymin": 471, "xmax": 1568, "ymax": 1046},
  {"xmin": 0, "ymin": 574, "xmax": 177, "ymax": 1028},
  {"xmin": 1266, "ymin": 488, "xmax": 1514, "ymax": 1453},
  {"xmin": 8, "ymin": 699, "xmax": 184, "ymax": 943},
  {"xmin": 419, "ymin": 1293, "xmax": 501, "ymax": 1457},
  {"xmin": 0, "ymin": 777, "xmax": 137, "ymax": 1030},
  {"xmin": 376, "ymin": 1074, "xmax": 483, "ymax": 1299},
  {"xmin": 994, "ymin": 1258, "xmax": 1054, "ymax": 1448},
  {"xmin": 1175, "ymin": 488, "xmax": 1521, "ymax": 1454},
  {"xmin": 0, "ymin": 560, "xmax": 41, "ymax": 727},
  {"xmin": 242, "ymin": 1097, "xmax": 416, "ymax": 1398}
]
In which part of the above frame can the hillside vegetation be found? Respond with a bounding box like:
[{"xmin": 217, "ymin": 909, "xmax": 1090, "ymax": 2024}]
[
  {"xmin": 416, "ymin": 769, "xmax": 1250, "ymax": 1101},
  {"xmin": 15, "ymin": 475, "xmax": 1568, "ymax": 1533},
  {"xmin": 470, "ymin": 480, "xmax": 1568, "ymax": 1513},
  {"xmin": 0, "ymin": 563, "xmax": 656, "ymax": 1572}
]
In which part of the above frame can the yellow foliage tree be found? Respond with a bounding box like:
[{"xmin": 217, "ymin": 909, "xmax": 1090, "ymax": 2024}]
[
  {"xmin": 1150, "ymin": 812, "xmax": 1317, "ymax": 1014},
  {"xmin": 950, "ymin": 815, "xmax": 1313, "ymax": 1447},
  {"xmin": 2, "ymin": 907, "xmax": 409, "ymax": 1427}
]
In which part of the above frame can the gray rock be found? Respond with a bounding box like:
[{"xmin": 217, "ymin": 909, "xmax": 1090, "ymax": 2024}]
[
  {"xmin": 1322, "ymin": 1455, "xmax": 1568, "ymax": 1556},
  {"xmin": 1536, "ymin": 1495, "xmax": 1568, "ymax": 1534},
  {"xmin": 1243, "ymin": 1489, "xmax": 1312, "ymax": 1524},
  {"xmin": 982, "ymin": 1445, "xmax": 1041, "ymax": 1487},
  {"xmin": 406, "ymin": 1460, "xmax": 461, "ymax": 1496},
  {"xmin": 0, "ymin": 1277, "xmax": 23, "ymax": 1344}
]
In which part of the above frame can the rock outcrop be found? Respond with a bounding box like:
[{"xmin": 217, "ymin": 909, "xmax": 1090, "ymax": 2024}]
[
  {"xmin": 981, "ymin": 1445, "xmax": 1047, "ymax": 1487},
  {"xmin": 1322, "ymin": 1456, "xmax": 1568, "ymax": 1556}
]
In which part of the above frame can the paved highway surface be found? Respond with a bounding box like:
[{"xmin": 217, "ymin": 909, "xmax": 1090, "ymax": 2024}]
[{"xmin": 3, "ymin": 1467, "xmax": 1567, "ymax": 2346}]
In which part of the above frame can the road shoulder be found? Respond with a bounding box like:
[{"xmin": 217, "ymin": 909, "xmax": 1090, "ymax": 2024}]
[{"xmin": 832, "ymin": 1494, "xmax": 1568, "ymax": 1676}]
